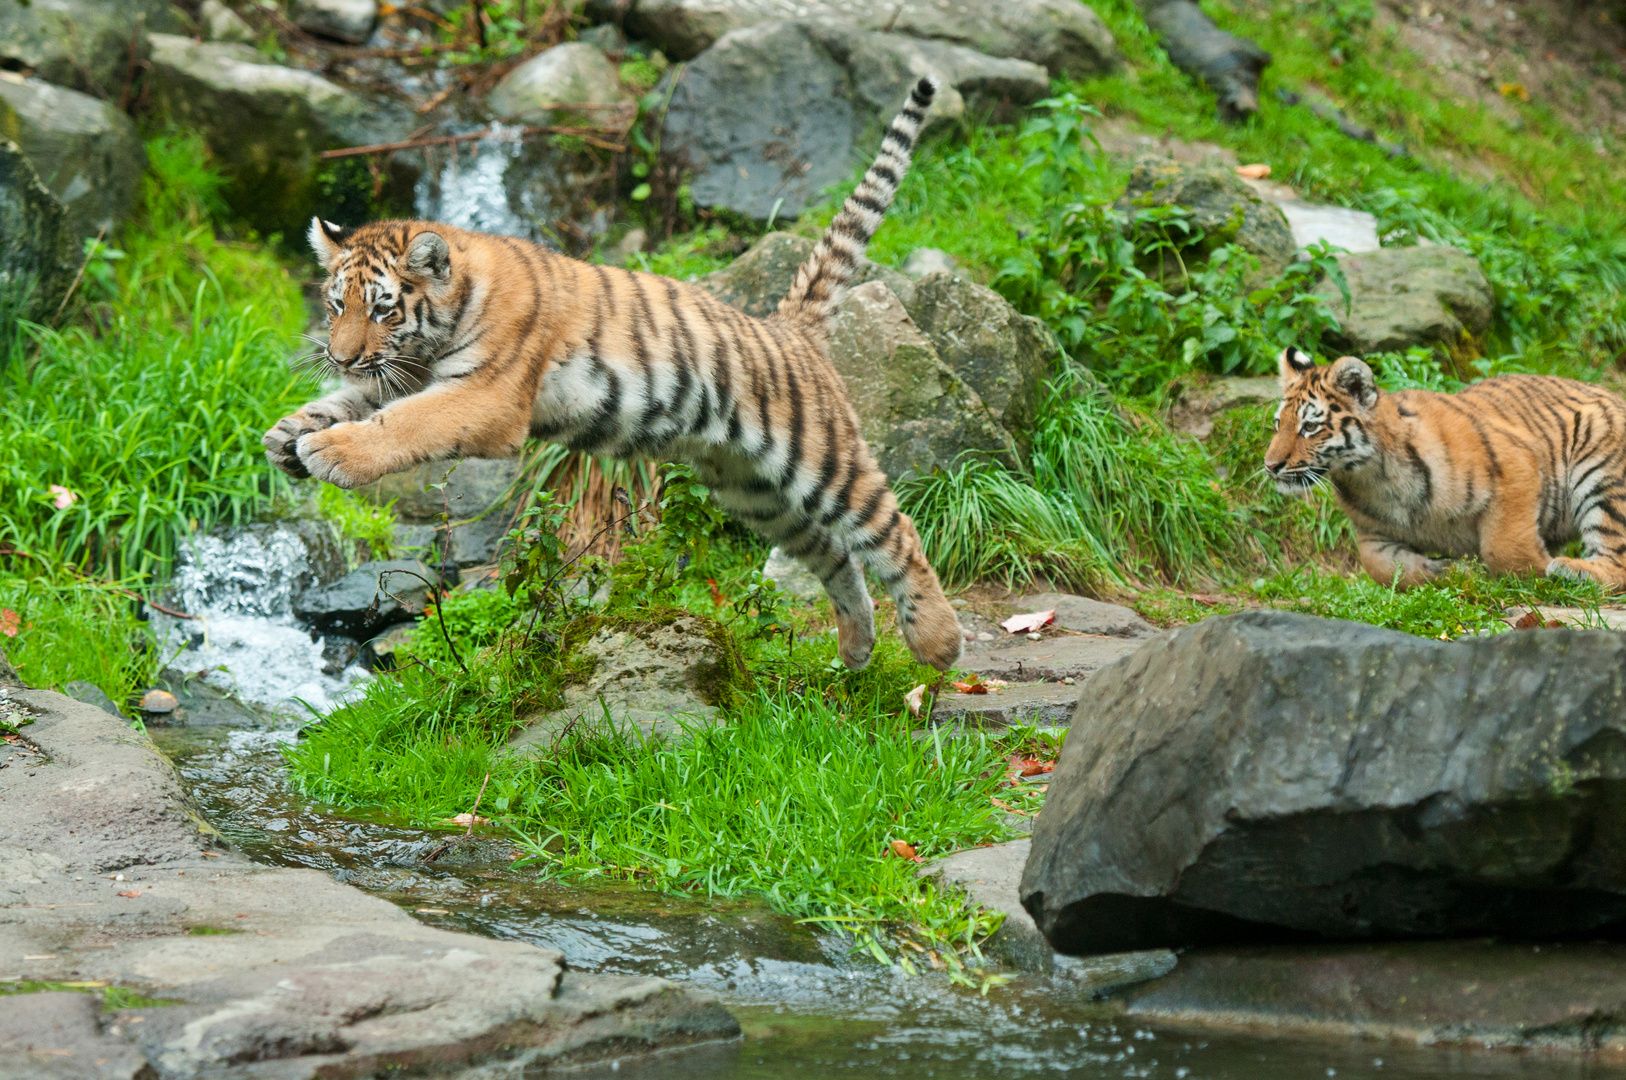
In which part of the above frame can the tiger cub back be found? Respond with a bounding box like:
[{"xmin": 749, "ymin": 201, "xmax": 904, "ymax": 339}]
[
  {"xmin": 264, "ymin": 77, "xmax": 964, "ymax": 671},
  {"xmin": 1263, "ymin": 347, "xmax": 1626, "ymax": 589}
]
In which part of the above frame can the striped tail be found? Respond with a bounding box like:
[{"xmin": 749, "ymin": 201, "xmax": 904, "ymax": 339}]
[{"xmin": 776, "ymin": 75, "xmax": 937, "ymax": 329}]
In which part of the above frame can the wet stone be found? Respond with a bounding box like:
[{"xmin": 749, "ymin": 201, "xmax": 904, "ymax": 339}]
[
  {"xmin": 61, "ymin": 680, "xmax": 126, "ymax": 720},
  {"xmin": 292, "ymin": 558, "xmax": 435, "ymax": 638},
  {"xmin": 0, "ymin": 991, "xmax": 152, "ymax": 1080},
  {"xmin": 955, "ymin": 633, "xmax": 1146, "ymax": 684}
]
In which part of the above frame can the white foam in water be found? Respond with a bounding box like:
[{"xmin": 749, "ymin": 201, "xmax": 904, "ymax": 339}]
[
  {"xmin": 414, "ymin": 123, "xmax": 531, "ymax": 238},
  {"xmin": 158, "ymin": 526, "xmax": 368, "ymax": 720}
]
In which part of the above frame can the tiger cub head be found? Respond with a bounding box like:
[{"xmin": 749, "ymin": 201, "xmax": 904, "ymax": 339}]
[
  {"xmin": 308, "ymin": 217, "xmax": 455, "ymax": 394},
  {"xmin": 1264, "ymin": 346, "xmax": 1381, "ymax": 495}
]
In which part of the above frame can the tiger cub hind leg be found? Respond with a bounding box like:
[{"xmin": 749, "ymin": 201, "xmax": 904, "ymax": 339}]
[
  {"xmin": 848, "ymin": 505, "xmax": 962, "ymax": 672},
  {"xmin": 1546, "ymin": 552, "xmax": 1626, "ymax": 590},
  {"xmin": 789, "ymin": 542, "xmax": 877, "ymax": 671}
]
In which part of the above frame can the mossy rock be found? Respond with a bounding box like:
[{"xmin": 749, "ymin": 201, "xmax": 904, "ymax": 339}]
[
  {"xmin": 510, "ymin": 607, "xmax": 753, "ymax": 749},
  {"xmin": 0, "ymin": 140, "xmax": 73, "ymax": 334},
  {"xmin": 1118, "ymin": 156, "xmax": 1296, "ymax": 280}
]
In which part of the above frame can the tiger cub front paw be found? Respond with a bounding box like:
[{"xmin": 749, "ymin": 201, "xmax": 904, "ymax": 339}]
[
  {"xmin": 263, "ymin": 411, "xmax": 329, "ymax": 479},
  {"xmin": 296, "ymin": 423, "xmax": 384, "ymax": 489}
]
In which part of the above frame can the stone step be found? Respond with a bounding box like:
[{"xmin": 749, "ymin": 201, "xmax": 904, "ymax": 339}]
[
  {"xmin": 929, "ymin": 680, "xmax": 1079, "ymax": 730},
  {"xmin": 921, "ymin": 838, "xmax": 1178, "ymax": 983},
  {"xmin": 957, "ymin": 632, "xmax": 1146, "ymax": 683}
]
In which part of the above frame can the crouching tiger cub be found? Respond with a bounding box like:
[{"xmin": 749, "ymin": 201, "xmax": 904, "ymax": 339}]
[
  {"xmin": 262, "ymin": 78, "xmax": 961, "ymax": 671},
  {"xmin": 1264, "ymin": 346, "xmax": 1626, "ymax": 590}
]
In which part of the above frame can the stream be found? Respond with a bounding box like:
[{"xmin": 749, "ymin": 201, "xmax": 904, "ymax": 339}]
[{"xmin": 143, "ymin": 528, "xmax": 1626, "ymax": 1079}]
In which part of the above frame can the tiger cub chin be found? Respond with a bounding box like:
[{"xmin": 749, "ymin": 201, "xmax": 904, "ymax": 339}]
[
  {"xmin": 1265, "ymin": 347, "xmax": 1626, "ymax": 590},
  {"xmin": 262, "ymin": 78, "xmax": 962, "ymax": 672}
]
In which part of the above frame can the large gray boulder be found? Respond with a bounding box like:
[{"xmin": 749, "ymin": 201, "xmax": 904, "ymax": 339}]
[
  {"xmin": 0, "ymin": 0, "xmax": 176, "ymax": 96},
  {"xmin": 1022, "ymin": 611, "xmax": 1626, "ymax": 956},
  {"xmin": 661, "ymin": 20, "xmax": 1048, "ymax": 221},
  {"xmin": 0, "ymin": 76, "xmax": 145, "ymax": 245},
  {"xmin": 903, "ymin": 271, "xmax": 1057, "ymax": 443},
  {"xmin": 487, "ymin": 41, "xmax": 633, "ymax": 125},
  {"xmin": 144, "ymin": 34, "xmax": 413, "ymax": 240},
  {"xmin": 589, "ymin": 0, "xmax": 1120, "ymax": 76},
  {"xmin": 699, "ymin": 230, "xmax": 914, "ymax": 316},
  {"xmin": 1120, "ymin": 156, "xmax": 1296, "ymax": 280},
  {"xmin": 0, "ymin": 140, "xmax": 74, "ymax": 331},
  {"xmin": 829, "ymin": 281, "xmax": 1017, "ymax": 480},
  {"xmin": 701, "ymin": 233, "xmax": 1049, "ymax": 455},
  {"xmin": 1316, "ymin": 245, "xmax": 1494, "ymax": 355}
]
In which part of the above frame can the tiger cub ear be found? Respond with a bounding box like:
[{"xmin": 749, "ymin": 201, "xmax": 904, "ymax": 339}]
[
  {"xmin": 403, "ymin": 230, "xmax": 452, "ymax": 281},
  {"xmin": 1277, "ymin": 346, "xmax": 1315, "ymax": 385},
  {"xmin": 308, "ymin": 217, "xmax": 350, "ymax": 270},
  {"xmin": 1330, "ymin": 356, "xmax": 1379, "ymax": 409}
]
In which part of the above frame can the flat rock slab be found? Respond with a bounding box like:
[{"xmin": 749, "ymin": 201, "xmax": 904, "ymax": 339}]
[
  {"xmin": 957, "ymin": 633, "xmax": 1146, "ymax": 683},
  {"xmin": 931, "ymin": 681, "xmax": 1079, "ymax": 729},
  {"xmin": 0, "ymin": 688, "xmax": 738, "ymax": 1079},
  {"xmin": 1120, "ymin": 941, "xmax": 1626, "ymax": 1052},
  {"xmin": 0, "ymin": 991, "xmax": 152, "ymax": 1080},
  {"xmin": 1509, "ymin": 605, "xmax": 1626, "ymax": 632},
  {"xmin": 1014, "ymin": 594, "xmax": 1154, "ymax": 637},
  {"xmin": 924, "ymin": 840, "xmax": 1176, "ymax": 987}
]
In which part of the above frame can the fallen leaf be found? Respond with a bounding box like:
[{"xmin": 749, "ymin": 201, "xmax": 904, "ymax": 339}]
[
  {"xmin": 449, "ymin": 813, "xmax": 489, "ymax": 827},
  {"xmin": 116, "ymin": 890, "xmax": 141, "ymax": 898},
  {"xmin": 1235, "ymin": 163, "xmax": 1271, "ymax": 178},
  {"xmin": 951, "ymin": 674, "xmax": 989, "ymax": 695},
  {"xmin": 1020, "ymin": 761, "xmax": 1054, "ymax": 778},
  {"xmin": 888, "ymin": 839, "xmax": 922, "ymax": 862},
  {"xmin": 904, "ymin": 683, "xmax": 926, "ymax": 717},
  {"xmin": 1187, "ymin": 593, "xmax": 1224, "ymax": 607},
  {"xmin": 0, "ymin": 609, "xmax": 18, "ymax": 638},
  {"xmin": 1513, "ymin": 609, "xmax": 1542, "ymax": 630},
  {"xmin": 707, "ymin": 577, "xmax": 725, "ymax": 609},
  {"xmin": 1498, "ymin": 82, "xmax": 1531, "ymax": 102},
  {"xmin": 1000, "ymin": 609, "xmax": 1055, "ymax": 635},
  {"xmin": 991, "ymin": 797, "xmax": 1034, "ymax": 816}
]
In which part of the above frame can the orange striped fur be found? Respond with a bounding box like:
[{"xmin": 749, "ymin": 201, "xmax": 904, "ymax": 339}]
[
  {"xmin": 264, "ymin": 77, "xmax": 961, "ymax": 670},
  {"xmin": 1264, "ymin": 347, "xmax": 1626, "ymax": 590}
]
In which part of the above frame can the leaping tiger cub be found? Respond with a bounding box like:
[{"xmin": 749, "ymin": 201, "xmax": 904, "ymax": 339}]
[
  {"xmin": 1264, "ymin": 347, "xmax": 1626, "ymax": 590},
  {"xmin": 262, "ymin": 77, "xmax": 961, "ymax": 671}
]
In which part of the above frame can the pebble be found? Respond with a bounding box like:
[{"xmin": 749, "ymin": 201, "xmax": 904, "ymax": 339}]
[
  {"xmin": 1026, "ymin": 632, "xmax": 1043, "ymax": 642},
  {"xmin": 1063, "ymin": 676, "xmax": 1076, "ymax": 685},
  {"xmin": 140, "ymin": 689, "xmax": 179, "ymax": 714}
]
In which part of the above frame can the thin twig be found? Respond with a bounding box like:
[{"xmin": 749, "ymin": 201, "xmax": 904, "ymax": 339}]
[
  {"xmin": 318, "ymin": 111, "xmax": 634, "ymax": 160},
  {"xmin": 465, "ymin": 771, "xmax": 490, "ymax": 836},
  {"xmin": 377, "ymin": 568, "xmax": 468, "ymax": 675},
  {"xmin": 52, "ymin": 226, "xmax": 107, "ymax": 324}
]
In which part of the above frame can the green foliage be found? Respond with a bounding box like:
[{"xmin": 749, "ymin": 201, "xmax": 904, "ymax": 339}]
[
  {"xmin": 902, "ymin": 378, "xmax": 1240, "ymax": 586},
  {"xmin": 0, "ymin": 132, "xmax": 306, "ymax": 577},
  {"xmin": 607, "ymin": 464, "xmax": 726, "ymax": 606},
  {"xmin": 317, "ymin": 486, "xmax": 397, "ymax": 562},
  {"xmin": 0, "ymin": 980, "xmax": 177, "ymax": 1010}
]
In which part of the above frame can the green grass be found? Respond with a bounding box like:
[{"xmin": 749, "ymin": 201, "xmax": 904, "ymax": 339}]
[
  {"xmin": 287, "ymin": 582, "xmax": 1018, "ymax": 966},
  {"xmin": 0, "ymin": 581, "xmax": 158, "ymax": 706},
  {"xmin": 0, "ymin": 131, "xmax": 307, "ymax": 579}
]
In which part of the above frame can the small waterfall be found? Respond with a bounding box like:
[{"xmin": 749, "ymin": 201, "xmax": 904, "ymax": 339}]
[
  {"xmin": 414, "ymin": 123, "xmax": 533, "ymax": 239},
  {"xmin": 157, "ymin": 525, "xmax": 367, "ymax": 719}
]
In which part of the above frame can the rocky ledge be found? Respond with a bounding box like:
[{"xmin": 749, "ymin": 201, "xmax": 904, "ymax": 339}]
[{"xmin": 0, "ymin": 690, "xmax": 739, "ymax": 1079}]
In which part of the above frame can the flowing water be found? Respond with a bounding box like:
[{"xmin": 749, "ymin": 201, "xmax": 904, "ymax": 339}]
[{"xmin": 150, "ymin": 535, "xmax": 1626, "ymax": 1079}]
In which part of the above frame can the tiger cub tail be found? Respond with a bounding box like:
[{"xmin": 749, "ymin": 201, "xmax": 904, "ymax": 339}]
[{"xmin": 776, "ymin": 75, "xmax": 937, "ymax": 329}]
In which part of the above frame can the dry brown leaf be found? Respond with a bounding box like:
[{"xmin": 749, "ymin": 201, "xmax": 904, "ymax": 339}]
[
  {"xmin": 888, "ymin": 839, "xmax": 922, "ymax": 862},
  {"xmin": 1235, "ymin": 163, "xmax": 1271, "ymax": 178},
  {"xmin": 116, "ymin": 890, "xmax": 141, "ymax": 898}
]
